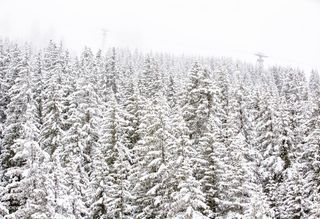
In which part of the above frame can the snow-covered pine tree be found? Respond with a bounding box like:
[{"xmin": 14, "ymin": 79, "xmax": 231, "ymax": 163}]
[
  {"xmin": 215, "ymin": 133, "xmax": 248, "ymax": 218},
  {"xmin": 251, "ymin": 88, "xmax": 282, "ymax": 216},
  {"xmin": 166, "ymin": 75, "xmax": 177, "ymax": 109},
  {"xmin": 181, "ymin": 63, "xmax": 213, "ymax": 181},
  {"xmin": 60, "ymin": 76, "xmax": 102, "ymax": 218},
  {"xmin": 205, "ymin": 68, "xmax": 230, "ymax": 218},
  {"xmin": 0, "ymin": 49, "xmax": 33, "ymax": 215},
  {"xmin": 274, "ymin": 68, "xmax": 308, "ymax": 218},
  {"xmin": 39, "ymin": 41, "xmax": 72, "ymax": 218},
  {"xmin": 4, "ymin": 85, "xmax": 49, "ymax": 219},
  {"xmin": 138, "ymin": 57, "xmax": 162, "ymax": 99},
  {"xmin": 97, "ymin": 86, "xmax": 132, "ymax": 218},
  {"xmin": 301, "ymin": 70, "xmax": 320, "ymax": 218},
  {"xmin": 0, "ymin": 44, "xmax": 11, "ymax": 142},
  {"xmin": 130, "ymin": 58, "xmax": 176, "ymax": 218},
  {"xmin": 102, "ymin": 47, "xmax": 119, "ymax": 97},
  {"xmin": 168, "ymin": 109, "xmax": 209, "ymax": 219}
]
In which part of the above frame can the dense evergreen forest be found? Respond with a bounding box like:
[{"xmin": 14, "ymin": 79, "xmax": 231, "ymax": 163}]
[{"xmin": 0, "ymin": 39, "xmax": 320, "ymax": 219}]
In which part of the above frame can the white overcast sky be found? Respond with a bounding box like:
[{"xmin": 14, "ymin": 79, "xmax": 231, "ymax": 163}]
[{"xmin": 0, "ymin": 0, "xmax": 319, "ymax": 72}]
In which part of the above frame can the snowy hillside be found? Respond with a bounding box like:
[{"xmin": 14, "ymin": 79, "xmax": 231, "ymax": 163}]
[{"xmin": 0, "ymin": 40, "xmax": 319, "ymax": 219}]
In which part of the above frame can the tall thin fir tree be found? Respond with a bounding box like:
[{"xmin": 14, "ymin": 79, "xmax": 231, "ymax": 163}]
[
  {"xmin": 39, "ymin": 41, "xmax": 71, "ymax": 218},
  {"xmin": 302, "ymin": 70, "xmax": 320, "ymax": 218},
  {"xmin": 168, "ymin": 108, "xmax": 209, "ymax": 219},
  {"xmin": 0, "ymin": 49, "xmax": 33, "ymax": 215}
]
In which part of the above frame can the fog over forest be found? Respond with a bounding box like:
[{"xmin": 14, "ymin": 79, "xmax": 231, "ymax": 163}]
[{"xmin": 0, "ymin": 0, "xmax": 320, "ymax": 218}]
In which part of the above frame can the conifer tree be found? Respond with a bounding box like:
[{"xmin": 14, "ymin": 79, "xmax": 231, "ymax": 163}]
[
  {"xmin": 0, "ymin": 50, "xmax": 33, "ymax": 214},
  {"xmin": 168, "ymin": 110, "xmax": 209, "ymax": 219}
]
